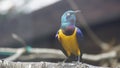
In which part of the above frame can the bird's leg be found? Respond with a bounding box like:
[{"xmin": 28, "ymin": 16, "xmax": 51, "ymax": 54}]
[
  {"xmin": 63, "ymin": 57, "xmax": 68, "ymax": 63},
  {"xmin": 75, "ymin": 55, "xmax": 82, "ymax": 65},
  {"xmin": 58, "ymin": 57, "xmax": 68, "ymax": 67},
  {"xmin": 62, "ymin": 57, "xmax": 68, "ymax": 66},
  {"xmin": 77, "ymin": 55, "xmax": 80, "ymax": 63}
]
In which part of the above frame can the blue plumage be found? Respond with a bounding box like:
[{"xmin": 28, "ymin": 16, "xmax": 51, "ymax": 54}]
[
  {"xmin": 61, "ymin": 10, "xmax": 76, "ymax": 30},
  {"xmin": 56, "ymin": 10, "xmax": 83, "ymax": 62},
  {"xmin": 61, "ymin": 10, "xmax": 76, "ymax": 24}
]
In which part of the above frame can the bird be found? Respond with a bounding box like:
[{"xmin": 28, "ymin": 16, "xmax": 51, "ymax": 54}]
[{"xmin": 56, "ymin": 10, "xmax": 83, "ymax": 62}]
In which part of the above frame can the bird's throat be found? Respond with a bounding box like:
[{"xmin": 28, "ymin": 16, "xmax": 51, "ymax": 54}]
[{"xmin": 62, "ymin": 27, "xmax": 75, "ymax": 35}]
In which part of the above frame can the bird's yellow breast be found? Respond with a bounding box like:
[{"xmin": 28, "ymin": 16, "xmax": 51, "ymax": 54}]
[{"xmin": 58, "ymin": 28, "xmax": 80, "ymax": 56}]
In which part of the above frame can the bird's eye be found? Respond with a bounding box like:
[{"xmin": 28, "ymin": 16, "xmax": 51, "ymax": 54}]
[{"xmin": 66, "ymin": 13, "xmax": 70, "ymax": 16}]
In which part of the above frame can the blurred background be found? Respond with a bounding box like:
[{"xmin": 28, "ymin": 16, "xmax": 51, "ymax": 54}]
[{"xmin": 0, "ymin": 0, "xmax": 120, "ymax": 66}]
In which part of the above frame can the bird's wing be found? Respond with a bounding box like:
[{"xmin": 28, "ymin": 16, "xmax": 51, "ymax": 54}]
[
  {"xmin": 76, "ymin": 27, "xmax": 84, "ymax": 56},
  {"xmin": 55, "ymin": 29, "xmax": 68, "ymax": 57},
  {"xmin": 76, "ymin": 27, "xmax": 83, "ymax": 39},
  {"xmin": 55, "ymin": 30, "xmax": 61, "ymax": 42}
]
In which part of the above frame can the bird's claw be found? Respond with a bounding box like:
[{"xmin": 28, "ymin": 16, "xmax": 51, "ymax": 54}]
[
  {"xmin": 72, "ymin": 61, "xmax": 81, "ymax": 65},
  {"xmin": 57, "ymin": 62, "xmax": 65, "ymax": 67}
]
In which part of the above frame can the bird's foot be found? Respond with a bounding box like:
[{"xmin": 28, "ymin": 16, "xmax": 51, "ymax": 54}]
[
  {"xmin": 72, "ymin": 61, "xmax": 81, "ymax": 65},
  {"xmin": 57, "ymin": 58, "xmax": 67, "ymax": 67},
  {"xmin": 57, "ymin": 61, "xmax": 65, "ymax": 67},
  {"xmin": 76, "ymin": 61, "xmax": 81, "ymax": 64}
]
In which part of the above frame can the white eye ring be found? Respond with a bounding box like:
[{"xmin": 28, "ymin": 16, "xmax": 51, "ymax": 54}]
[{"xmin": 66, "ymin": 13, "xmax": 70, "ymax": 16}]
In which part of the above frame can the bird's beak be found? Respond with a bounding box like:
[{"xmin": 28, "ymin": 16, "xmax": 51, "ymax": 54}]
[{"xmin": 74, "ymin": 10, "xmax": 80, "ymax": 13}]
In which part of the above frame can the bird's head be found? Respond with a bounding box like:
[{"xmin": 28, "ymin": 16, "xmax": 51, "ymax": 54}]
[{"xmin": 61, "ymin": 10, "xmax": 80, "ymax": 30}]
